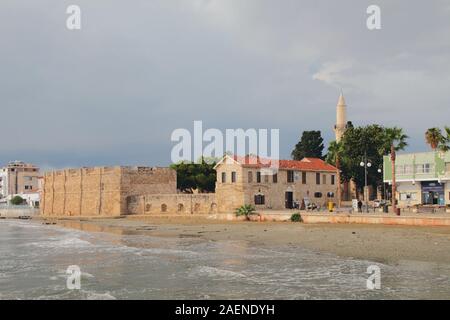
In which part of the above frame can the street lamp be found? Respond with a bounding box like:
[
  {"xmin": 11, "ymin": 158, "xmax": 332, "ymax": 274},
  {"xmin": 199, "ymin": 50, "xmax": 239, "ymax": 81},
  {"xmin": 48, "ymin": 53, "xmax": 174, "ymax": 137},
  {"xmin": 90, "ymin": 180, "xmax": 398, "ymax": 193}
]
[
  {"xmin": 360, "ymin": 153, "xmax": 371, "ymax": 213},
  {"xmin": 377, "ymin": 167, "xmax": 386, "ymax": 200}
]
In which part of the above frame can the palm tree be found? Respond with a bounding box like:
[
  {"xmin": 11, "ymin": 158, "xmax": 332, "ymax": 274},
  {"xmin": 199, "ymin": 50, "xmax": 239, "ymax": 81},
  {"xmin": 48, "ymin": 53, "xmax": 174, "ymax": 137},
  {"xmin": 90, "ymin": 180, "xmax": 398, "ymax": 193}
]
[
  {"xmin": 235, "ymin": 205, "xmax": 257, "ymax": 221},
  {"xmin": 425, "ymin": 128, "xmax": 444, "ymax": 151},
  {"xmin": 327, "ymin": 141, "xmax": 344, "ymax": 208},
  {"xmin": 383, "ymin": 127, "xmax": 408, "ymax": 213},
  {"xmin": 438, "ymin": 127, "xmax": 450, "ymax": 152}
]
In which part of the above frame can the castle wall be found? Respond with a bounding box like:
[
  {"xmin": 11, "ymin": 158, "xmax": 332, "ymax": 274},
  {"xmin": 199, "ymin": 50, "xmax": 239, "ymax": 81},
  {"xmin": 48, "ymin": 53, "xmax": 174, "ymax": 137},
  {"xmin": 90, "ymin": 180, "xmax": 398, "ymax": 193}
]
[
  {"xmin": 41, "ymin": 166, "xmax": 176, "ymax": 217},
  {"xmin": 127, "ymin": 194, "xmax": 217, "ymax": 215}
]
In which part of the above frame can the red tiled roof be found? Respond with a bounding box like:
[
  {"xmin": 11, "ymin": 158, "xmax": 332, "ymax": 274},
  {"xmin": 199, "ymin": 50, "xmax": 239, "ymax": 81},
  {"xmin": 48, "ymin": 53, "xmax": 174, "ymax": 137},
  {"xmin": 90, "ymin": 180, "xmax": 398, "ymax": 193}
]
[{"xmin": 230, "ymin": 155, "xmax": 337, "ymax": 172}]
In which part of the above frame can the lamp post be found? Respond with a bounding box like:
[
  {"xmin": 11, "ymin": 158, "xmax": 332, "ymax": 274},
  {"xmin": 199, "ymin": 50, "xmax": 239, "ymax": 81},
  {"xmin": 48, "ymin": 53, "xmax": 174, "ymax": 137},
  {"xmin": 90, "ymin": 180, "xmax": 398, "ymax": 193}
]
[{"xmin": 360, "ymin": 152, "xmax": 372, "ymax": 213}]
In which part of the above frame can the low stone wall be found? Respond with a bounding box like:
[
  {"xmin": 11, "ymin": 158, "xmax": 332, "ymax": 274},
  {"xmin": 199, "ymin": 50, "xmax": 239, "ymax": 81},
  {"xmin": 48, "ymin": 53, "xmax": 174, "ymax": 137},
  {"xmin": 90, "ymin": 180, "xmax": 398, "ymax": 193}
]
[
  {"xmin": 207, "ymin": 211, "xmax": 450, "ymax": 226},
  {"xmin": 301, "ymin": 213, "xmax": 450, "ymax": 226},
  {"xmin": 127, "ymin": 194, "xmax": 217, "ymax": 215},
  {"xmin": 0, "ymin": 207, "xmax": 40, "ymax": 218}
]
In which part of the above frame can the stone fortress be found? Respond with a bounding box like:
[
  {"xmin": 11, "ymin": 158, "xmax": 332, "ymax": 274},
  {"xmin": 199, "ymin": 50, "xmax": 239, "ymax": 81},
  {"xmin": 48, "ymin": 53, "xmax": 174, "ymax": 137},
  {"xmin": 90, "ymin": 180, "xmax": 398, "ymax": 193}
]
[
  {"xmin": 41, "ymin": 166, "xmax": 217, "ymax": 217},
  {"xmin": 41, "ymin": 167, "xmax": 215, "ymax": 217},
  {"xmin": 41, "ymin": 94, "xmax": 350, "ymax": 217}
]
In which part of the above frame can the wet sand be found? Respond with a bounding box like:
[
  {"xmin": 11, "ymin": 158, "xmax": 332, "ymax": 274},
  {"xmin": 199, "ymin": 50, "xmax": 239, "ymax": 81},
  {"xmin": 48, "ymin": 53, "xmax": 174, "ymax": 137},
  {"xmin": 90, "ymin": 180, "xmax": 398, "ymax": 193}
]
[{"xmin": 39, "ymin": 216, "xmax": 450, "ymax": 266}]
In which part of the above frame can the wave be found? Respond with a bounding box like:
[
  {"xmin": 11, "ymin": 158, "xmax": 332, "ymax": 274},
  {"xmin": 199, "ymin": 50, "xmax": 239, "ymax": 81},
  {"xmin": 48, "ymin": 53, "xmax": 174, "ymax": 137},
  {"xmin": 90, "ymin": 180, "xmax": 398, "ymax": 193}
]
[
  {"xmin": 26, "ymin": 237, "xmax": 93, "ymax": 249},
  {"xmin": 192, "ymin": 266, "xmax": 246, "ymax": 280}
]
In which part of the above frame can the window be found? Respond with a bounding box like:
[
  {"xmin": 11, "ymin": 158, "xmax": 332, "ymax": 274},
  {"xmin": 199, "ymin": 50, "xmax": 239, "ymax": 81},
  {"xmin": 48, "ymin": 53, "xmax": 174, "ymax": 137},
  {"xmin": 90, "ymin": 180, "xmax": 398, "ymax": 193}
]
[
  {"xmin": 248, "ymin": 171, "xmax": 253, "ymax": 183},
  {"xmin": 25, "ymin": 186, "xmax": 29, "ymax": 190},
  {"xmin": 287, "ymin": 170, "xmax": 294, "ymax": 183},
  {"xmin": 316, "ymin": 173, "xmax": 321, "ymax": 185},
  {"xmin": 327, "ymin": 192, "xmax": 335, "ymax": 198},
  {"xmin": 314, "ymin": 192, "xmax": 323, "ymax": 198},
  {"xmin": 400, "ymin": 193, "xmax": 418, "ymax": 201},
  {"xmin": 331, "ymin": 175, "xmax": 335, "ymax": 185},
  {"xmin": 254, "ymin": 194, "xmax": 265, "ymax": 205},
  {"xmin": 396, "ymin": 165, "xmax": 414, "ymax": 175},
  {"xmin": 256, "ymin": 172, "xmax": 261, "ymax": 183},
  {"xmin": 231, "ymin": 172, "xmax": 236, "ymax": 183},
  {"xmin": 161, "ymin": 204, "xmax": 167, "ymax": 212},
  {"xmin": 322, "ymin": 174, "xmax": 326, "ymax": 184},
  {"xmin": 416, "ymin": 163, "xmax": 433, "ymax": 174},
  {"xmin": 273, "ymin": 173, "xmax": 278, "ymax": 183},
  {"xmin": 221, "ymin": 172, "xmax": 226, "ymax": 183},
  {"xmin": 302, "ymin": 172, "xmax": 307, "ymax": 184}
]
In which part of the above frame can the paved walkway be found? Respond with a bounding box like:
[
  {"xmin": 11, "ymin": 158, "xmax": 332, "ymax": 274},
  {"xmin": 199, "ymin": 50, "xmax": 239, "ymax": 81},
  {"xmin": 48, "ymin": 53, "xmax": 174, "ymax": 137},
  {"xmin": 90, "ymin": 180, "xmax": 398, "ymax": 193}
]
[{"xmin": 257, "ymin": 208, "xmax": 450, "ymax": 218}]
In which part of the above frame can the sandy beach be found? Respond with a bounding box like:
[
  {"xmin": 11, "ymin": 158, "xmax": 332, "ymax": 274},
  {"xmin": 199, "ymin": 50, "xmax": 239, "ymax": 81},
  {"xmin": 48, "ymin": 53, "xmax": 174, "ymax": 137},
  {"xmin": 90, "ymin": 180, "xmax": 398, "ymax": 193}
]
[{"xmin": 44, "ymin": 216, "xmax": 450, "ymax": 266}]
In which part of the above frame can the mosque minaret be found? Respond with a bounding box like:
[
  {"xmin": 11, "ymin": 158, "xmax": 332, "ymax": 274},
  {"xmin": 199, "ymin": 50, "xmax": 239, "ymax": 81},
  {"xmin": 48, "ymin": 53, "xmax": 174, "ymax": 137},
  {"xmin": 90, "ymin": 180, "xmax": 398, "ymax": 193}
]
[{"xmin": 334, "ymin": 92, "xmax": 347, "ymax": 142}]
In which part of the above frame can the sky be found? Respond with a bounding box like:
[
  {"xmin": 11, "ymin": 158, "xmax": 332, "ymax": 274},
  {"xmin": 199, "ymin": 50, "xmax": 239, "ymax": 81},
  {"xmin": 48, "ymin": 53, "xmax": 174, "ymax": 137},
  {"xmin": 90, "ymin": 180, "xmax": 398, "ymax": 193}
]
[{"xmin": 1, "ymin": 0, "xmax": 449, "ymax": 171}]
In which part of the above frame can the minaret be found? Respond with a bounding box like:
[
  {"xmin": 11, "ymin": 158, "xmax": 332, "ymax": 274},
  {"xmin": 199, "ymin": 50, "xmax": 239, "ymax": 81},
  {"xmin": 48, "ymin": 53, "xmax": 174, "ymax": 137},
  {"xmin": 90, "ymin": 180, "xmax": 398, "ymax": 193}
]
[{"xmin": 334, "ymin": 91, "xmax": 347, "ymax": 142}]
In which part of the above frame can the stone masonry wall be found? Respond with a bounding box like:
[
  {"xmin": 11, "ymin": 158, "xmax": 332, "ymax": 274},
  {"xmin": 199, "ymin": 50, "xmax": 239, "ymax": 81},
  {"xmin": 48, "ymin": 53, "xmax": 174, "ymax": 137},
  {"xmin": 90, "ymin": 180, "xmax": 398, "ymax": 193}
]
[
  {"xmin": 127, "ymin": 194, "xmax": 217, "ymax": 215},
  {"xmin": 41, "ymin": 166, "xmax": 176, "ymax": 217},
  {"xmin": 215, "ymin": 162, "xmax": 338, "ymax": 212}
]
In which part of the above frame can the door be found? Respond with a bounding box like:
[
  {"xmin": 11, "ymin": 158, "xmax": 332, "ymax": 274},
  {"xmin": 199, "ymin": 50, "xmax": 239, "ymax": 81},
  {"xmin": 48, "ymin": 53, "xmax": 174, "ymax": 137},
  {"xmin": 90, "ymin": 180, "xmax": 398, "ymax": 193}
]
[{"xmin": 285, "ymin": 192, "xmax": 293, "ymax": 209}]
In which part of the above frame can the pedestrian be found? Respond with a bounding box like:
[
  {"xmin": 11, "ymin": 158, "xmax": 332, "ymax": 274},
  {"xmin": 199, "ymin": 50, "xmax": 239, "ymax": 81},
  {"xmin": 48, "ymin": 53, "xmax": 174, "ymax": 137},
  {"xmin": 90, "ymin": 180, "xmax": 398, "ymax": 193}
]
[{"xmin": 358, "ymin": 199, "xmax": 363, "ymax": 213}]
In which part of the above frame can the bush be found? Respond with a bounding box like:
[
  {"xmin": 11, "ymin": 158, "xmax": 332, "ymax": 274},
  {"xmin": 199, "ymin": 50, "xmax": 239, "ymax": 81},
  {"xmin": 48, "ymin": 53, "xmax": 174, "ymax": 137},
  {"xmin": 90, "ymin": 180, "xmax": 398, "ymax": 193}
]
[
  {"xmin": 10, "ymin": 195, "xmax": 25, "ymax": 205},
  {"xmin": 291, "ymin": 212, "xmax": 303, "ymax": 222},
  {"xmin": 235, "ymin": 205, "xmax": 257, "ymax": 220}
]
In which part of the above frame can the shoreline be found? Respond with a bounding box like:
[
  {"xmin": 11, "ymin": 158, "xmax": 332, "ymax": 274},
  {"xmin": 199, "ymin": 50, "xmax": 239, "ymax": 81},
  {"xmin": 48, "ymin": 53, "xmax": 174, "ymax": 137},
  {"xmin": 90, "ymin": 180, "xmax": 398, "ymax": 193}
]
[{"xmin": 35, "ymin": 216, "xmax": 450, "ymax": 266}]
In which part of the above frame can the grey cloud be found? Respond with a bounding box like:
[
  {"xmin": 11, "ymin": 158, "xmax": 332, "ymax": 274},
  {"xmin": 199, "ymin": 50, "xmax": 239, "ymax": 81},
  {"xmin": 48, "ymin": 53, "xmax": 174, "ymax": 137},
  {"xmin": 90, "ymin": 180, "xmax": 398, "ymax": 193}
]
[{"xmin": 0, "ymin": 0, "xmax": 449, "ymax": 168}]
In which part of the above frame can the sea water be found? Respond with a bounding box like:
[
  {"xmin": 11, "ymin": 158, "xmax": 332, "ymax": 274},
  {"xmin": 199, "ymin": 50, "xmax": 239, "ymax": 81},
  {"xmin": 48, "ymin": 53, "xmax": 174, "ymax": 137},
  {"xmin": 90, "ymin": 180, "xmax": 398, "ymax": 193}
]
[{"xmin": 1, "ymin": 220, "xmax": 450, "ymax": 300}]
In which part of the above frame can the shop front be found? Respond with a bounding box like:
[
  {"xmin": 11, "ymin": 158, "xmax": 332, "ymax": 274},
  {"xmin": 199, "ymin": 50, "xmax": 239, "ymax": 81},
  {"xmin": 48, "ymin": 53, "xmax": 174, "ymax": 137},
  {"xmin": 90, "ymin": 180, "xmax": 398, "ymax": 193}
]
[{"xmin": 421, "ymin": 181, "xmax": 445, "ymax": 205}]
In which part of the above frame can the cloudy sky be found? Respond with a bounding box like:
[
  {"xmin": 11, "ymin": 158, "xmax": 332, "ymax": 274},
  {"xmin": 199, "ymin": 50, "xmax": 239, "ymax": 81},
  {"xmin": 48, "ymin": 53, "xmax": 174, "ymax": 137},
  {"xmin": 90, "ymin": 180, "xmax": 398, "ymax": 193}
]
[{"xmin": 1, "ymin": 0, "xmax": 449, "ymax": 170}]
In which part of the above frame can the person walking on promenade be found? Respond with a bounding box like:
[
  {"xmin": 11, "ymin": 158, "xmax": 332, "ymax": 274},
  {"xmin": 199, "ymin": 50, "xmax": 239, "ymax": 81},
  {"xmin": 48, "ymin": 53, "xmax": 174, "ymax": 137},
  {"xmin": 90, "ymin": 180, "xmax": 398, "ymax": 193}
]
[{"xmin": 357, "ymin": 199, "xmax": 363, "ymax": 213}]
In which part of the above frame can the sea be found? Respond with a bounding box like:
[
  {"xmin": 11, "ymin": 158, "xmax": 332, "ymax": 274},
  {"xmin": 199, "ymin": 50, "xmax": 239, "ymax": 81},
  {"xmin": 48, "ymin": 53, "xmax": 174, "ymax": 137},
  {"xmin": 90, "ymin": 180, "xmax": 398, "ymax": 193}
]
[{"xmin": 1, "ymin": 220, "xmax": 450, "ymax": 300}]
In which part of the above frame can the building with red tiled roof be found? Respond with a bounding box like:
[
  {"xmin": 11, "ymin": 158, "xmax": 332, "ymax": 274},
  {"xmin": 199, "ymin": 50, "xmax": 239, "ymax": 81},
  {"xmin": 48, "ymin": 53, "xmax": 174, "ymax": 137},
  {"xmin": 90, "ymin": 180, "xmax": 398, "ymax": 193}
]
[
  {"xmin": 227, "ymin": 155, "xmax": 336, "ymax": 172},
  {"xmin": 214, "ymin": 155, "xmax": 338, "ymax": 212}
]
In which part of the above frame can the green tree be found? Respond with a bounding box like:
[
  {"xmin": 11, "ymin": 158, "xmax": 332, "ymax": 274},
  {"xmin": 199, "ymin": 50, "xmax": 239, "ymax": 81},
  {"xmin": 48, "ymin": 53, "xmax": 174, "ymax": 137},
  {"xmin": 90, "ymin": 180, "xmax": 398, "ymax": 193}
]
[
  {"xmin": 10, "ymin": 195, "xmax": 25, "ymax": 205},
  {"xmin": 291, "ymin": 130, "xmax": 324, "ymax": 160},
  {"xmin": 170, "ymin": 158, "xmax": 217, "ymax": 193},
  {"xmin": 425, "ymin": 128, "xmax": 444, "ymax": 151},
  {"xmin": 337, "ymin": 125, "xmax": 408, "ymax": 198}
]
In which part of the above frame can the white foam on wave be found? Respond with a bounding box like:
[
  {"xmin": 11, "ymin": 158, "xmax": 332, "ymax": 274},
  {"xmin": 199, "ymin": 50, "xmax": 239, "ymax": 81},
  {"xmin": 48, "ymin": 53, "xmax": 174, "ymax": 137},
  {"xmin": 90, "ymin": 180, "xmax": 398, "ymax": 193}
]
[
  {"xmin": 85, "ymin": 291, "xmax": 116, "ymax": 300},
  {"xmin": 193, "ymin": 266, "xmax": 246, "ymax": 280},
  {"xmin": 27, "ymin": 237, "xmax": 93, "ymax": 249},
  {"xmin": 140, "ymin": 247, "xmax": 200, "ymax": 257}
]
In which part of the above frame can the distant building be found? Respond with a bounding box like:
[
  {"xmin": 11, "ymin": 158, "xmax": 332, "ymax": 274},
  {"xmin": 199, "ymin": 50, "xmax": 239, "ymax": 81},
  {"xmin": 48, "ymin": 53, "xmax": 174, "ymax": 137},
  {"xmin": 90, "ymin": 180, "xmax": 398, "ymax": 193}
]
[
  {"xmin": 214, "ymin": 155, "xmax": 338, "ymax": 212},
  {"xmin": 0, "ymin": 161, "xmax": 41, "ymax": 206},
  {"xmin": 383, "ymin": 151, "xmax": 450, "ymax": 207}
]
